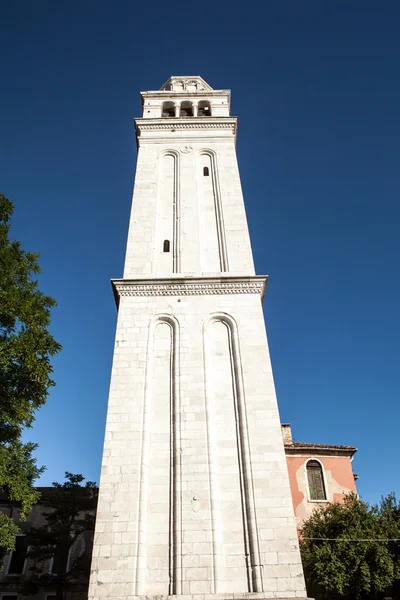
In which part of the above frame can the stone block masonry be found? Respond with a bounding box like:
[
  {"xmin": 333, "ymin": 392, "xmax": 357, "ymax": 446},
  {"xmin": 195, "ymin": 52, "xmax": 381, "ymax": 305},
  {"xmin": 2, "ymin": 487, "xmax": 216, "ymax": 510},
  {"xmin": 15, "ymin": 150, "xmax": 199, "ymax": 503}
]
[{"xmin": 88, "ymin": 76, "xmax": 311, "ymax": 600}]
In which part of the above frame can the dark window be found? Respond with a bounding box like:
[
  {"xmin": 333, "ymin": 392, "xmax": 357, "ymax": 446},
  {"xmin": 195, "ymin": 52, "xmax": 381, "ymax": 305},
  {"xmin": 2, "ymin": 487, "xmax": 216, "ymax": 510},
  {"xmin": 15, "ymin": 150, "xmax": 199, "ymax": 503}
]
[
  {"xmin": 203, "ymin": 167, "xmax": 209, "ymax": 176},
  {"xmin": 163, "ymin": 240, "xmax": 170, "ymax": 252},
  {"xmin": 307, "ymin": 460, "xmax": 327, "ymax": 501},
  {"xmin": 162, "ymin": 102, "xmax": 175, "ymax": 118},
  {"xmin": 2, "ymin": 596, "xmax": 19, "ymax": 600},
  {"xmin": 51, "ymin": 547, "xmax": 69, "ymax": 574},
  {"xmin": 180, "ymin": 102, "xmax": 193, "ymax": 117},
  {"xmin": 46, "ymin": 596, "xmax": 57, "ymax": 600},
  {"xmin": 198, "ymin": 101, "xmax": 211, "ymax": 117},
  {"xmin": 8, "ymin": 535, "xmax": 27, "ymax": 574}
]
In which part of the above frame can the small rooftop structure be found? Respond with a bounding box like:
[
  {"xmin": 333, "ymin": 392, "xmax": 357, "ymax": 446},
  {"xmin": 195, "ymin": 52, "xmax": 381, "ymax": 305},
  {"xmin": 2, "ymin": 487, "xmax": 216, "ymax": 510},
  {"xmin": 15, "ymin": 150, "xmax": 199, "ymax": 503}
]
[
  {"xmin": 282, "ymin": 423, "xmax": 357, "ymax": 457},
  {"xmin": 160, "ymin": 76, "xmax": 213, "ymax": 92}
]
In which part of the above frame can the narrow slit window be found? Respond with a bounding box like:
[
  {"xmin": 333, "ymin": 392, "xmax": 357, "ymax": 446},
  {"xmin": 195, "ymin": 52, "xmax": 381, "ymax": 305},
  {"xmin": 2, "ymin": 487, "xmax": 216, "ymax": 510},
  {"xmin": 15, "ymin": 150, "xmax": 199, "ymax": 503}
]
[
  {"xmin": 163, "ymin": 240, "xmax": 170, "ymax": 252},
  {"xmin": 203, "ymin": 167, "xmax": 209, "ymax": 176},
  {"xmin": 307, "ymin": 460, "xmax": 327, "ymax": 501}
]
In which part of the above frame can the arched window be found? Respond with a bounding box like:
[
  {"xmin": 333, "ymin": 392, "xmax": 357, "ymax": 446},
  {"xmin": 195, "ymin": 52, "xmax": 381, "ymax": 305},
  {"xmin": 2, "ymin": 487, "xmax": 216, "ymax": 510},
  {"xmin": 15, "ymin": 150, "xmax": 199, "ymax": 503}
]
[
  {"xmin": 180, "ymin": 101, "xmax": 193, "ymax": 117},
  {"xmin": 307, "ymin": 460, "xmax": 327, "ymax": 501},
  {"xmin": 203, "ymin": 166, "xmax": 209, "ymax": 176},
  {"xmin": 162, "ymin": 102, "xmax": 175, "ymax": 118},
  {"xmin": 198, "ymin": 100, "xmax": 211, "ymax": 117},
  {"xmin": 163, "ymin": 240, "xmax": 170, "ymax": 252}
]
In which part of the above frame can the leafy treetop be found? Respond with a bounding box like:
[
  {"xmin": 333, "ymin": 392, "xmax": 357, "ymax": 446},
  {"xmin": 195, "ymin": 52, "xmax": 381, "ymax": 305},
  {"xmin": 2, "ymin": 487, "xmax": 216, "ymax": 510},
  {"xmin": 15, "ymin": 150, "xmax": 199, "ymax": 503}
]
[
  {"xmin": 0, "ymin": 193, "xmax": 61, "ymax": 553},
  {"xmin": 300, "ymin": 492, "xmax": 400, "ymax": 600}
]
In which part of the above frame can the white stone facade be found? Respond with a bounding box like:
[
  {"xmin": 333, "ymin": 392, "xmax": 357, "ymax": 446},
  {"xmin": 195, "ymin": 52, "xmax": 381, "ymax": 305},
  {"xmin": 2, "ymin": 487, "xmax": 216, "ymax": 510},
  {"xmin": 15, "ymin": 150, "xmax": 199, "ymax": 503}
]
[{"xmin": 88, "ymin": 76, "xmax": 310, "ymax": 600}]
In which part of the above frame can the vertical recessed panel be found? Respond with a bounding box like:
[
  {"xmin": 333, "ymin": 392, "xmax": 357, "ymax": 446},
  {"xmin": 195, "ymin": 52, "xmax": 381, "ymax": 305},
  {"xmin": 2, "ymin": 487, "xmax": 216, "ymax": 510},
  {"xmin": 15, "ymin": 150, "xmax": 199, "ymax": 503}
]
[
  {"xmin": 136, "ymin": 321, "xmax": 172, "ymax": 595},
  {"xmin": 156, "ymin": 154, "xmax": 176, "ymax": 274},
  {"xmin": 147, "ymin": 322, "xmax": 171, "ymax": 593},
  {"xmin": 199, "ymin": 154, "xmax": 221, "ymax": 272},
  {"xmin": 205, "ymin": 320, "xmax": 248, "ymax": 592}
]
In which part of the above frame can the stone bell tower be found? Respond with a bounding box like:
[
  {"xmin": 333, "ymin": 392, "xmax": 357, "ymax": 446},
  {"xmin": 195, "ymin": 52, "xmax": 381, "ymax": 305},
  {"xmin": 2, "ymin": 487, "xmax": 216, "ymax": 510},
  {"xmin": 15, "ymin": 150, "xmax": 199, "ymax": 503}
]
[{"xmin": 89, "ymin": 76, "xmax": 309, "ymax": 600}]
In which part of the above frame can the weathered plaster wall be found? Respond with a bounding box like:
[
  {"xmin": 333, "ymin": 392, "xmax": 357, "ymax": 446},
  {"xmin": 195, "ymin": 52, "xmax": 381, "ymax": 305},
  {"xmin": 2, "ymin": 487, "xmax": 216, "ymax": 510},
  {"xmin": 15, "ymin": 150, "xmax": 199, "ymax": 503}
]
[{"xmin": 286, "ymin": 455, "xmax": 357, "ymax": 528}]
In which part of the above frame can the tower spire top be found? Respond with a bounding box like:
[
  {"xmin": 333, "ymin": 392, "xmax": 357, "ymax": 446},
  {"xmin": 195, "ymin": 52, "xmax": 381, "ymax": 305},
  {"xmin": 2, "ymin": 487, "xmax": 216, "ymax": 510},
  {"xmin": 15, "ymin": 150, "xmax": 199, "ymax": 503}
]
[{"xmin": 160, "ymin": 75, "xmax": 213, "ymax": 92}]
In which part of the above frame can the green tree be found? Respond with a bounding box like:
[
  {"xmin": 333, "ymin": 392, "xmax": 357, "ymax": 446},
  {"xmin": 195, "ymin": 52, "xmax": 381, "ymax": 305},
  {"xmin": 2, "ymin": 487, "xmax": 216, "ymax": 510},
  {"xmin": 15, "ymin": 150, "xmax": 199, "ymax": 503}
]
[
  {"xmin": 0, "ymin": 193, "xmax": 61, "ymax": 555},
  {"xmin": 22, "ymin": 473, "xmax": 98, "ymax": 600},
  {"xmin": 300, "ymin": 493, "xmax": 400, "ymax": 600}
]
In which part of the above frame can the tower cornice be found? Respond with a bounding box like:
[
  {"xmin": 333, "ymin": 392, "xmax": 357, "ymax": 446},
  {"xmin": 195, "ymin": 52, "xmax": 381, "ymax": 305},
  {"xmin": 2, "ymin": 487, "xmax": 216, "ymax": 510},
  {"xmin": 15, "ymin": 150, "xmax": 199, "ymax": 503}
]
[
  {"xmin": 135, "ymin": 117, "xmax": 238, "ymax": 144},
  {"xmin": 112, "ymin": 275, "xmax": 267, "ymax": 306},
  {"xmin": 142, "ymin": 90, "xmax": 230, "ymax": 98}
]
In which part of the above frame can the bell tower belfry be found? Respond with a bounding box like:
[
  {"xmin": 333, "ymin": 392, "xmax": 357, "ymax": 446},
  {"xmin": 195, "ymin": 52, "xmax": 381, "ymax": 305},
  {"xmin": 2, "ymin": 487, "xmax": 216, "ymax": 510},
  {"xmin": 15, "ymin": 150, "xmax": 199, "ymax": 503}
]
[{"xmin": 89, "ymin": 76, "xmax": 310, "ymax": 600}]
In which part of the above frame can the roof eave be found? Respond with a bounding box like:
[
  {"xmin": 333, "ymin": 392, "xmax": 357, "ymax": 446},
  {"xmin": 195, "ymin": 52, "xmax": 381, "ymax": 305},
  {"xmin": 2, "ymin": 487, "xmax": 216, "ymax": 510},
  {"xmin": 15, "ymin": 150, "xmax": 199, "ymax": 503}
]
[{"xmin": 284, "ymin": 444, "xmax": 357, "ymax": 458}]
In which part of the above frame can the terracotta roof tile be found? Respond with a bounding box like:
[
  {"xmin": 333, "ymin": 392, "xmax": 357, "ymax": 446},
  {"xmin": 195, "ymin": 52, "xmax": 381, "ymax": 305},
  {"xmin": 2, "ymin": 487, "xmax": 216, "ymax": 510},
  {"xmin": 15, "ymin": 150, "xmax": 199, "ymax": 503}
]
[
  {"xmin": 285, "ymin": 441, "xmax": 357, "ymax": 452},
  {"xmin": 284, "ymin": 442, "xmax": 357, "ymax": 456}
]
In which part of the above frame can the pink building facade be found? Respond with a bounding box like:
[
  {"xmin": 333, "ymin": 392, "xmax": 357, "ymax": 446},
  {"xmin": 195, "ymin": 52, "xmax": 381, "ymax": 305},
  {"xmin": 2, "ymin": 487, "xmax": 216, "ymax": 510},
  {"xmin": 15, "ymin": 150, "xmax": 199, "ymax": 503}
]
[{"xmin": 282, "ymin": 424, "xmax": 357, "ymax": 528}]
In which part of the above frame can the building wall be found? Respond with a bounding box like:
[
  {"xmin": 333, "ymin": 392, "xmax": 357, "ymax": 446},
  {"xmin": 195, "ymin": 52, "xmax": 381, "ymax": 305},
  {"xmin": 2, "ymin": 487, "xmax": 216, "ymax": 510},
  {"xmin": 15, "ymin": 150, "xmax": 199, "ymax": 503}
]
[
  {"xmin": 285, "ymin": 454, "xmax": 357, "ymax": 528},
  {"xmin": 0, "ymin": 498, "xmax": 93, "ymax": 600},
  {"xmin": 0, "ymin": 445, "xmax": 357, "ymax": 599},
  {"xmin": 122, "ymin": 141, "xmax": 255, "ymax": 279},
  {"xmin": 90, "ymin": 290, "xmax": 306, "ymax": 598}
]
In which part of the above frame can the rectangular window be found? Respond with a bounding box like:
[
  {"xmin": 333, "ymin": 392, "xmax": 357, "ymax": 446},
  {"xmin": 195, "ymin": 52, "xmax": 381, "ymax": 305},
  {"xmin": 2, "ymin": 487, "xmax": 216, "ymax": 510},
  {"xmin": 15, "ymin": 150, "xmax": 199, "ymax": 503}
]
[
  {"xmin": 7, "ymin": 535, "xmax": 27, "ymax": 575},
  {"xmin": 50, "ymin": 547, "xmax": 70, "ymax": 574},
  {"xmin": 2, "ymin": 595, "xmax": 19, "ymax": 600}
]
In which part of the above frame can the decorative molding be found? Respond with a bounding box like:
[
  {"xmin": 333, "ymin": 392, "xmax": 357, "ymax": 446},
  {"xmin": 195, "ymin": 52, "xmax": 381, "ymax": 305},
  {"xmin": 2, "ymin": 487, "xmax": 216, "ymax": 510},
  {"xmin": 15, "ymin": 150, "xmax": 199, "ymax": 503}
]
[
  {"xmin": 180, "ymin": 145, "xmax": 193, "ymax": 154},
  {"xmin": 137, "ymin": 121, "xmax": 236, "ymax": 133},
  {"xmin": 160, "ymin": 76, "xmax": 213, "ymax": 92},
  {"xmin": 112, "ymin": 277, "xmax": 267, "ymax": 300}
]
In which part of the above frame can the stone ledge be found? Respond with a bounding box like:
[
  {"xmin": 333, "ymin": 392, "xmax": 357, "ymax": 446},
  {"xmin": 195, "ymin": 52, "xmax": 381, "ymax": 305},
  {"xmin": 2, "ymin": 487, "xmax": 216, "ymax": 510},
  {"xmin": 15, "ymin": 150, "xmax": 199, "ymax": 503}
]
[
  {"xmin": 112, "ymin": 276, "xmax": 268, "ymax": 306},
  {"xmin": 135, "ymin": 117, "xmax": 237, "ymax": 132},
  {"xmin": 134, "ymin": 117, "xmax": 238, "ymax": 143},
  {"xmin": 132, "ymin": 596, "xmax": 312, "ymax": 600},
  {"xmin": 89, "ymin": 595, "xmax": 312, "ymax": 600}
]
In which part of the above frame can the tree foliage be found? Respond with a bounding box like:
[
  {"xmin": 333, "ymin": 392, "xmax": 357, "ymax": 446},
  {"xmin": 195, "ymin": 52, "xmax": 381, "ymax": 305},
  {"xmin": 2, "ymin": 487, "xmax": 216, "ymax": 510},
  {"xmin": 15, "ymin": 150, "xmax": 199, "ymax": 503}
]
[
  {"xmin": 22, "ymin": 473, "xmax": 98, "ymax": 600},
  {"xmin": 300, "ymin": 493, "xmax": 400, "ymax": 600},
  {"xmin": 0, "ymin": 193, "xmax": 61, "ymax": 553}
]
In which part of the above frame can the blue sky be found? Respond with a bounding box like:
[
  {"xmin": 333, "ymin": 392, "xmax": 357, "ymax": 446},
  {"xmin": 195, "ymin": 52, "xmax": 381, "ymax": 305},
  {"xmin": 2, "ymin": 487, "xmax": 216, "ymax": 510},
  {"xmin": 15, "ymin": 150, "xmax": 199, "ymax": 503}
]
[{"xmin": 1, "ymin": 1, "xmax": 399, "ymax": 504}]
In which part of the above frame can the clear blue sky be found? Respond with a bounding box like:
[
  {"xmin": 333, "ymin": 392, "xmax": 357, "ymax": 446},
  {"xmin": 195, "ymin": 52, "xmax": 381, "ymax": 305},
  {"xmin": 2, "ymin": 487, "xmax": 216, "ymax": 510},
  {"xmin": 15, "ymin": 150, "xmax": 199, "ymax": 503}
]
[{"xmin": 1, "ymin": 1, "xmax": 399, "ymax": 505}]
